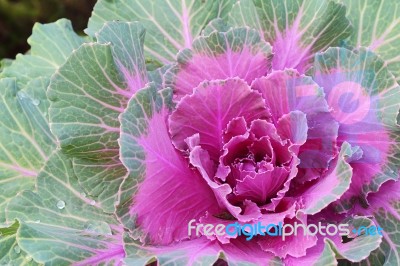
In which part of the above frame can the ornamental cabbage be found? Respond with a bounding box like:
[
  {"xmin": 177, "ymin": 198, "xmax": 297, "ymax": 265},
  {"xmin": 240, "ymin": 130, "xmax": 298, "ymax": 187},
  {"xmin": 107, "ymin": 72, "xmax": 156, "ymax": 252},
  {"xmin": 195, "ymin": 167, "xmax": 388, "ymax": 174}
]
[{"xmin": 0, "ymin": 0, "xmax": 399, "ymax": 265}]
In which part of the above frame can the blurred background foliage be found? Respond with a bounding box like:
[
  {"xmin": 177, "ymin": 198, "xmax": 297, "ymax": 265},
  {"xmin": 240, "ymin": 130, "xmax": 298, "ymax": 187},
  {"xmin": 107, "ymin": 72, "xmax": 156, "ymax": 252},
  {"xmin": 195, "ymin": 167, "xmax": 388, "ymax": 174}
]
[{"xmin": 0, "ymin": 0, "xmax": 96, "ymax": 59}]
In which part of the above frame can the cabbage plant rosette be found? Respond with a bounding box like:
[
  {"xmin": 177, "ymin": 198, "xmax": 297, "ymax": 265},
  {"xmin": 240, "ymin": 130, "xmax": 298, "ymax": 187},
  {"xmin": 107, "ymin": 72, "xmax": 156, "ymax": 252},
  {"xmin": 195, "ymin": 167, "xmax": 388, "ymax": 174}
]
[
  {"xmin": 120, "ymin": 44, "xmax": 390, "ymax": 265},
  {"xmin": 118, "ymin": 27, "xmax": 399, "ymax": 264},
  {"xmin": 1, "ymin": 0, "xmax": 400, "ymax": 265},
  {"xmin": 120, "ymin": 25, "xmax": 399, "ymax": 265}
]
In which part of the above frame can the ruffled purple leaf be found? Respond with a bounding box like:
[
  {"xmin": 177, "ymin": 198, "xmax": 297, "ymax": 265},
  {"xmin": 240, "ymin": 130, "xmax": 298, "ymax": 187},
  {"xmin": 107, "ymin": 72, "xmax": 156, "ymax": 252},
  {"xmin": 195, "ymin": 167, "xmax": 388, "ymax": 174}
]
[
  {"xmin": 169, "ymin": 78, "xmax": 270, "ymax": 161},
  {"xmin": 119, "ymin": 84, "xmax": 222, "ymax": 245}
]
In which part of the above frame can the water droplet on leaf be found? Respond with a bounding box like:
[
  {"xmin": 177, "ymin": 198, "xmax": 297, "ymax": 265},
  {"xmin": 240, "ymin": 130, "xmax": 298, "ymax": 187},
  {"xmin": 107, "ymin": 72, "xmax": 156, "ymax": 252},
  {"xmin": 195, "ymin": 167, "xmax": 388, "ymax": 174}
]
[
  {"xmin": 89, "ymin": 200, "xmax": 96, "ymax": 206},
  {"xmin": 17, "ymin": 91, "xmax": 27, "ymax": 100},
  {"xmin": 14, "ymin": 245, "xmax": 21, "ymax": 254},
  {"xmin": 31, "ymin": 99, "xmax": 40, "ymax": 106},
  {"xmin": 80, "ymin": 192, "xmax": 86, "ymax": 198},
  {"xmin": 56, "ymin": 200, "xmax": 65, "ymax": 209}
]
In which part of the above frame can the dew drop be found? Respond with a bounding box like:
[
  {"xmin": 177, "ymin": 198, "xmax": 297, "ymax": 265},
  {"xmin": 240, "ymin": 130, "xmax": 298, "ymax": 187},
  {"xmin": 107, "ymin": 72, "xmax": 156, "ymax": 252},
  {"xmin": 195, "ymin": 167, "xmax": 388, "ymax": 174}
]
[
  {"xmin": 89, "ymin": 200, "xmax": 96, "ymax": 206},
  {"xmin": 34, "ymin": 219, "xmax": 40, "ymax": 223},
  {"xmin": 26, "ymin": 256, "xmax": 32, "ymax": 262},
  {"xmin": 17, "ymin": 91, "xmax": 27, "ymax": 100},
  {"xmin": 31, "ymin": 99, "xmax": 40, "ymax": 106},
  {"xmin": 14, "ymin": 245, "xmax": 21, "ymax": 254},
  {"xmin": 80, "ymin": 192, "xmax": 86, "ymax": 198},
  {"xmin": 56, "ymin": 200, "xmax": 65, "ymax": 209}
]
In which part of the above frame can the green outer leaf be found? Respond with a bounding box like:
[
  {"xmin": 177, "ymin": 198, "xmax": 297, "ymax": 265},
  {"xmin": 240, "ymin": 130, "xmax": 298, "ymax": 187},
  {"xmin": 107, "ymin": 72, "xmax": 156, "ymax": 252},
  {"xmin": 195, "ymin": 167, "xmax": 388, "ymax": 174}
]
[
  {"xmin": 118, "ymin": 83, "xmax": 173, "ymax": 231},
  {"xmin": 184, "ymin": 26, "xmax": 272, "ymax": 64},
  {"xmin": 122, "ymin": 233, "xmax": 154, "ymax": 266},
  {"xmin": 202, "ymin": 18, "xmax": 231, "ymax": 36},
  {"xmin": 302, "ymin": 142, "xmax": 354, "ymax": 215},
  {"xmin": 87, "ymin": 0, "xmax": 234, "ymax": 65},
  {"xmin": 148, "ymin": 64, "xmax": 173, "ymax": 87},
  {"xmin": 228, "ymin": 0, "xmax": 352, "ymax": 64},
  {"xmin": 313, "ymin": 242, "xmax": 337, "ymax": 266},
  {"xmin": 6, "ymin": 151, "xmax": 124, "ymax": 265},
  {"xmin": 48, "ymin": 42, "xmax": 127, "ymax": 159},
  {"xmin": 365, "ymin": 132, "xmax": 400, "ymax": 200},
  {"xmin": 48, "ymin": 22, "xmax": 149, "ymax": 213},
  {"xmin": 0, "ymin": 78, "xmax": 56, "ymax": 226},
  {"xmin": 0, "ymin": 18, "xmax": 82, "ymax": 265},
  {"xmin": 0, "ymin": 19, "xmax": 86, "ymax": 86},
  {"xmin": 96, "ymin": 21, "xmax": 148, "ymax": 87},
  {"xmin": 156, "ymin": 251, "xmax": 219, "ymax": 266},
  {"xmin": 339, "ymin": 0, "xmax": 400, "ymax": 82},
  {"xmin": 224, "ymin": 255, "xmax": 282, "ymax": 266},
  {"xmin": 48, "ymin": 21, "xmax": 148, "ymax": 158},
  {"xmin": 123, "ymin": 235, "xmax": 221, "ymax": 266},
  {"xmin": 312, "ymin": 47, "xmax": 399, "ymax": 128},
  {"xmin": 340, "ymin": 179, "xmax": 400, "ymax": 266},
  {"xmin": 72, "ymin": 156, "xmax": 128, "ymax": 213},
  {"xmin": 370, "ymin": 204, "xmax": 400, "ymax": 266},
  {"xmin": 0, "ymin": 221, "xmax": 38, "ymax": 265},
  {"xmin": 289, "ymin": 216, "xmax": 382, "ymax": 266},
  {"xmin": 311, "ymin": 47, "xmax": 400, "ymax": 210},
  {"xmin": 326, "ymin": 217, "xmax": 382, "ymax": 262},
  {"xmin": 0, "ymin": 59, "xmax": 12, "ymax": 73},
  {"xmin": 78, "ymin": 22, "xmax": 147, "ymax": 213}
]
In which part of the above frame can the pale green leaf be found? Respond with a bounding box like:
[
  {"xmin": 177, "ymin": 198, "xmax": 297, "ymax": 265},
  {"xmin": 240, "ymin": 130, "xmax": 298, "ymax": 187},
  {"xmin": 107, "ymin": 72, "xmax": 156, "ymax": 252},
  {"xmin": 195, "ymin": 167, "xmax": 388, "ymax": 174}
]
[
  {"xmin": 339, "ymin": 0, "xmax": 400, "ymax": 82},
  {"xmin": 313, "ymin": 242, "xmax": 337, "ymax": 266},
  {"xmin": 87, "ymin": 0, "xmax": 235, "ymax": 65},
  {"xmin": 7, "ymin": 151, "xmax": 124, "ymax": 265},
  {"xmin": 310, "ymin": 47, "xmax": 400, "ymax": 211},
  {"xmin": 96, "ymin": 21, "xmax": 148, "ymax": 87},
  {"xmin": 1, "ymin": 19, "xmax": 86, "ymax": 86},
  {"xmin": 48, "ymin": 22, "xmax": 148, "ymax": 212},
  {"xmin": 326, "ymin": 217, "xmax": 382, "ymax": 262},
  {"xmin": 0, "ymin": 78, "xmax": 56, "ymax": 226},
  {"xmin": 228, "ymin": 0, "xmax": 352, "ymax": 71},
  {"xmin": 72, "ymin": 156, "xmax": 128, "ymax": 213},
  {"xmin": 302, "ymin": 142, "xmax": 354, "ymax": 215},
  {"xmin": 0, "ymin": 221, "xmax": 39, "ymax": 265}
]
